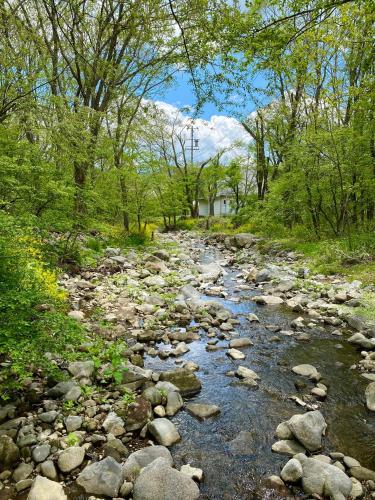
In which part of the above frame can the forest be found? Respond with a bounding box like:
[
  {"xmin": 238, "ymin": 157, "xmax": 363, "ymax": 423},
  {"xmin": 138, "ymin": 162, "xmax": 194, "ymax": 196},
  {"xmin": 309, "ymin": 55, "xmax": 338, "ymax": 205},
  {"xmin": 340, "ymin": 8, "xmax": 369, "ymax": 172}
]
[{"xmin": 0, "ymin": 1, "xmax": 375, "ymax": 499}]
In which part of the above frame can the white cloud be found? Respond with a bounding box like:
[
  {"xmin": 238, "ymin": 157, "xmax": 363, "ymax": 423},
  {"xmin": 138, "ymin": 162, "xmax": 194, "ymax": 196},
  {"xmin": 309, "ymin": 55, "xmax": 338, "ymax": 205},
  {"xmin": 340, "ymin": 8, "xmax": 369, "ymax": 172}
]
[{"xmin": 152, "ymin": 100, "xmax": 251, "ymax": 162}]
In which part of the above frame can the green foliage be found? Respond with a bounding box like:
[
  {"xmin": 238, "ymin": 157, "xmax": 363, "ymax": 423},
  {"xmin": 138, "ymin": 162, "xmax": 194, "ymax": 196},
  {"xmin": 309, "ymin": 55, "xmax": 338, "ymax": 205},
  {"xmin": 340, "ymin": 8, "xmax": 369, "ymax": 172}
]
[
  {"xmin": 122, "ymin": 388, "xmax": 136, "ymax": 406},
  {"xmin": 0, "ymin": 212, "xmax": 87, "ymax": 398},
  {"xmin": 65, "ymin": 432, "xmax": 80, "ymax": 447},
  {"xmin": 88, "ymin": 340, "xmax": 128, "ymax": 385}
]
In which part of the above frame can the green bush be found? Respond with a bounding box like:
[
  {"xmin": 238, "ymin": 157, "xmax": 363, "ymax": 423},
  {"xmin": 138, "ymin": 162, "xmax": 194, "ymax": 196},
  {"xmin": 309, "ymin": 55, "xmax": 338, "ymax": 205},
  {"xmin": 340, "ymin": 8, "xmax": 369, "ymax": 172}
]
[{"xmin": 0, "ymin": 213, "xmax": 86, "ymax": 398}]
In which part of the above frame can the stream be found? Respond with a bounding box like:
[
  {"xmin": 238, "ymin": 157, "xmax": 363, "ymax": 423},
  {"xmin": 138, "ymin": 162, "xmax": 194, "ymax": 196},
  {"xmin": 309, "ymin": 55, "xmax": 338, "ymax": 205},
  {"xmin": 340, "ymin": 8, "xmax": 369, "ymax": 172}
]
[{"xmin": 145, "ymin": 240, "xmax": 374, "ymax": 499}]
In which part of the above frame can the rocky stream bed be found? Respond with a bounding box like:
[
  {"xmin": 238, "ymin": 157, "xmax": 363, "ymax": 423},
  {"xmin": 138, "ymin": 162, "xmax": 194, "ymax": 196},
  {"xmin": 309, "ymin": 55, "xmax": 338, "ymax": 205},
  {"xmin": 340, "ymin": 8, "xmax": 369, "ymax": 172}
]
[{"xmin": 1, "ymin": 231, "xmax": 375, "ymax": 500}]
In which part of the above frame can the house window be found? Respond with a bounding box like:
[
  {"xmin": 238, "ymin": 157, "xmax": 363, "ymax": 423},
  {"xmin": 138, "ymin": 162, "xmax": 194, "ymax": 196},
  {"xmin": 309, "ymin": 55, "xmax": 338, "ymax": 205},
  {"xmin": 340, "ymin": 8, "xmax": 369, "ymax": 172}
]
[{"xmin": 223, "ymin": 199, "xmax": 226, "ymax": 205}]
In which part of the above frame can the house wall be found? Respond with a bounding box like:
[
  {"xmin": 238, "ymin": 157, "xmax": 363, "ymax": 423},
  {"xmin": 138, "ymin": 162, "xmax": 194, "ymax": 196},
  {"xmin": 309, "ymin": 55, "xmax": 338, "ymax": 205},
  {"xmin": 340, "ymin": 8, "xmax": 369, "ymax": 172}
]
[{"xmin": 198, "ymin": 196, "xmax": 234, "ymax": 217}]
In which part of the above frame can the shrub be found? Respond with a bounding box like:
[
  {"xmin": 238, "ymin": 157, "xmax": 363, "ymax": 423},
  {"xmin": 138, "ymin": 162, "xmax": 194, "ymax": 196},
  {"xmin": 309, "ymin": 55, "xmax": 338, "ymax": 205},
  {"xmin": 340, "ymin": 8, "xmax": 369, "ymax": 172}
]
[{"xmin": 0, "ymin": 213, "xmax": 86, "ymax": 398}]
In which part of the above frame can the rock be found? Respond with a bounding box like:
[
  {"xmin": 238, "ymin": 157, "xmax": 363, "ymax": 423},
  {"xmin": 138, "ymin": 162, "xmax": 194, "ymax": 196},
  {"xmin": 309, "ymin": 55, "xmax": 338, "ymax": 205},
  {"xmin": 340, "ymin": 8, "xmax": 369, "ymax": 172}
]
[
  {"xmin": 348, "ymin": 332, "xmax": 375, "ymax": 350},
  {"xmin": 350, "ymin": 477, "xmax": 363, "ymax": 498},
  {"xmin": 276, "ymin": 280, "xmax": 296, "ymax": 292},
  {"xmin": 103, "ymin": 437, "xmax": 128, "ymax": 462},
  {"xmin": 236, "ymin": 366, "xmax": 260, "ymax": 380},
  {"xmin": 311, "ymin": 387, "xmax": 327, "ymax": 399},
  {"xmin": 48, "ymin": 381, "xmax": 79, "ymax": 398},
  {"xmin": 57, "ymin": 446, "xmax": 85, "ymax": 473},
  {"xmin": 77, "ymin": 456, "xmax": 123, "ymax": 497},
  {"xmin": 68, "ymin": 310, "xmax": 85, "ymax": 321},
  {"xmin": 255, "ymin": 268, "xmax": 274, "ymax": 282},
  {"xmin": 123, "ymin": 446, "xmax": 173, "ymax": 481},
  {"xmin": 27, "ymin": 476, "xmax": 67, "ymax": 500},
  {"xmin": 159, "ymin": 369, "xmax": 201, "ymax": 396},
  {"xmin": 365, "ymin": 382, "xmax": 375, "ymax": 411},
  {"xmin": 232, "ymin": 233, "xmax": 257, "ymax": 248},
  {"xmin": 287, "ymin": 411, "xmax": 326, "ymax": 451},
  {"xmin": 0, "ymin": 435, "xmax": 19, "ymax": 466},
  {"xmin": 166, "ymin": 391, "xmax": 183, "ymax": 416},
  {"xmin": 102, "ymin": 412, "xmax": 125, "ymax": 436},
  {"xmin": 68, "ymin": 360, "xmax": 94, "ymax": 379},
  {"xmin": 275, "ymin": 422, "xmax": 293, "ymax": 440},
  {"xmin": 272, "ymin": 440, "xmax": 305, "ymax": 456},
  {"xmin": 64, "ymin": 385, "xmax": 81, "ymax": 401},
  {"xmin": 133, "ymin": 457, "xmax": 199, "ymax": 500},
  {"xmin": 292, "ymin": 364, "xmax": 321, "ymax": 380},
  {"xmin": 153, "ymin": 249, "xmax": 170, "ymax": 261},
  {"xmin": 248, "ymin": 313, "xmax": 260, "ymax": 322},
  {"xmin": 294, "ymin": 453, "xmax": 352, "ymax": 498},
  {"xmin": 13, "ymin": 462, "xmax": 33, "ymax": 482},
  {"xmin": 144, "ymin": 275, "xmax": 167, "ymax": 287},
  {"xmin": 148, "ymin": 418, "xmax": 180, "ymax": 446},
  {"xmin": 39, "ymin": 410, "xmax": 59, "ymax": 423},
  {"xmin": 197, "ymin": 262, "xmax": 222, "ymax": 282},
  {"xmin": 180, "ymin": 464, "xmax": 203, "ymax": 481},
  {"xmin": 227, "ymin": 348, "xmax": 246, "ymax": 360},
  {"xmin": 186, "ymin": 403, "xmax": 220, "ymax": 420},
  {"xmin": 229, "ymin": 338, "xmax": 253, "ymax": 348},
  {"xmin": 349, "ymin": 466, "xmax": 375, "ymax": 481},
  {"xmin": 264, "ymin": 475, "xmax": 288, "ymax": 494},
  {"xmin": 253, "ymin": 295, "xmax": 284, "ymax": 305},
  {"xmin": 343, "ymin": 456, "xmax": 361, "ymax": 468},
  {"xmin": 40, "ymin": 460, "xmax": 57, "ymax": 480},
  {"xmin": 120, "ymin": 480, "xmax": 134, "ymax": 497},
  {"xmin": 32, "ymin": 444, "xmax": 51, "ymax": 463},
  {"xmin": 281, "ymin": 458, "xmax": 303, "ymax": 482},
  {"xmin": 142, "ymin": 386, "xmax": 163, "ymax": 406},
  {"xmin": 154, "ymin": 405, "xmax": 166, "ymax": 417},
  {"xmin": 65, "ymin": 415, "xmax": 82, "ymax": 433},
  {"xmin": 123, "ymin": 397, "xmax": 152, "ymax": 431},
  {"xmin": 16, "ymin": 479, "xmax": 33, "ymax": 492},
  {"xmin": 122, "ymin": 364, "xmax": 152, "ymax": 389}
]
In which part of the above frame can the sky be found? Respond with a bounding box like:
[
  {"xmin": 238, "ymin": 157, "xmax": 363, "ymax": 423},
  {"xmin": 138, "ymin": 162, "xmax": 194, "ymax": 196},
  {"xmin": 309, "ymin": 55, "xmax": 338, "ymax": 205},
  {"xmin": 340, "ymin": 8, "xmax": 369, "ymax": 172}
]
[{"xmin": 152, "ymin": 70, "xmax": 259, "ymax": 162}]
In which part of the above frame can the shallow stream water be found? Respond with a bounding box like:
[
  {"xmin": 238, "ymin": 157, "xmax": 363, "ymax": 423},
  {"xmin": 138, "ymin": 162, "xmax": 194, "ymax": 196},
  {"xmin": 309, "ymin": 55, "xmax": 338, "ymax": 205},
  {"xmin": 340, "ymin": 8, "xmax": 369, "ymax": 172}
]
[{"xmin": 144, "ymin": 242, "xmax": 375, "ymax": 499}]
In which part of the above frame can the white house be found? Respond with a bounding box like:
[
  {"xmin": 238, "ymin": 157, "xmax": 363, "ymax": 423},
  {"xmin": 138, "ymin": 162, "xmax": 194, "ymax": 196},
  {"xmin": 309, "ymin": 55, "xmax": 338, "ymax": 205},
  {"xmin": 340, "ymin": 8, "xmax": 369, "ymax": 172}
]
[{"xmin": 198, "ymin": 190, "xmax": 235, "ymax": 217}]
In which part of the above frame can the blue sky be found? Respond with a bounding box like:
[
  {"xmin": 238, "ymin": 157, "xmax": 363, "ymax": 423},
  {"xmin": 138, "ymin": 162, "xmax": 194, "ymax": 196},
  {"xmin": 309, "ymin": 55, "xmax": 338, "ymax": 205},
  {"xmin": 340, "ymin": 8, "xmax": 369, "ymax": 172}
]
[
  {"xmin": 156, "ymin": 71, "xmax": 258, "ymax": 120},
  {"xmin": 151, "ymin": 70, "xmax": 266, "ymax": 160}
]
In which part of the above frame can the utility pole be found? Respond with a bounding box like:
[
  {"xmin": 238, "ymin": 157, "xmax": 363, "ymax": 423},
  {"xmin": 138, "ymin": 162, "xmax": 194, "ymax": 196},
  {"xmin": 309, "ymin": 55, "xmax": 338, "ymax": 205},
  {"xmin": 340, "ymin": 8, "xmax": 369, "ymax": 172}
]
[{"xmin": 186, "ymin": 123, "xmax": 199, "ymax": 164}]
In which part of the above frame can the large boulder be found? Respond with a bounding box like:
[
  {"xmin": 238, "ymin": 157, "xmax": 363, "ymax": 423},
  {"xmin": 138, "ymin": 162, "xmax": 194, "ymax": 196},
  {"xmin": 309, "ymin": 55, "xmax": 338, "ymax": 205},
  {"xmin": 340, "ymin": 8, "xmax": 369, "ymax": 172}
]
[
  {"xmin": 148, "ymin": 418, "xmax": 180, "ymax": 446},
  {"xmin": 295, "ymin": 453, "xmax": 352, "ymax": 498},
  {"xmin": 232, "ymin": 233, "xmax": 257, "ymax": 248},
  {"xmin": 27, "ymin": 476, "xmax": 67, "ymax": 500},
  {"xmin": 76, "ymin": 456, "xmax": 123, "ymax": 497},
  {"xmin": 287, "ymin": 411, "xmax": 327, "ymax": 451},
  {"xmin": 123, "ymin": 446, "xmax": 173, "ymax": 481},
  {"xmin": 159, "ymin": 369, "xmax": 201, "ymax": 396},
  {"xmin": 133, "ymin": 457, "xmax": 199, "ymax": 500}
]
